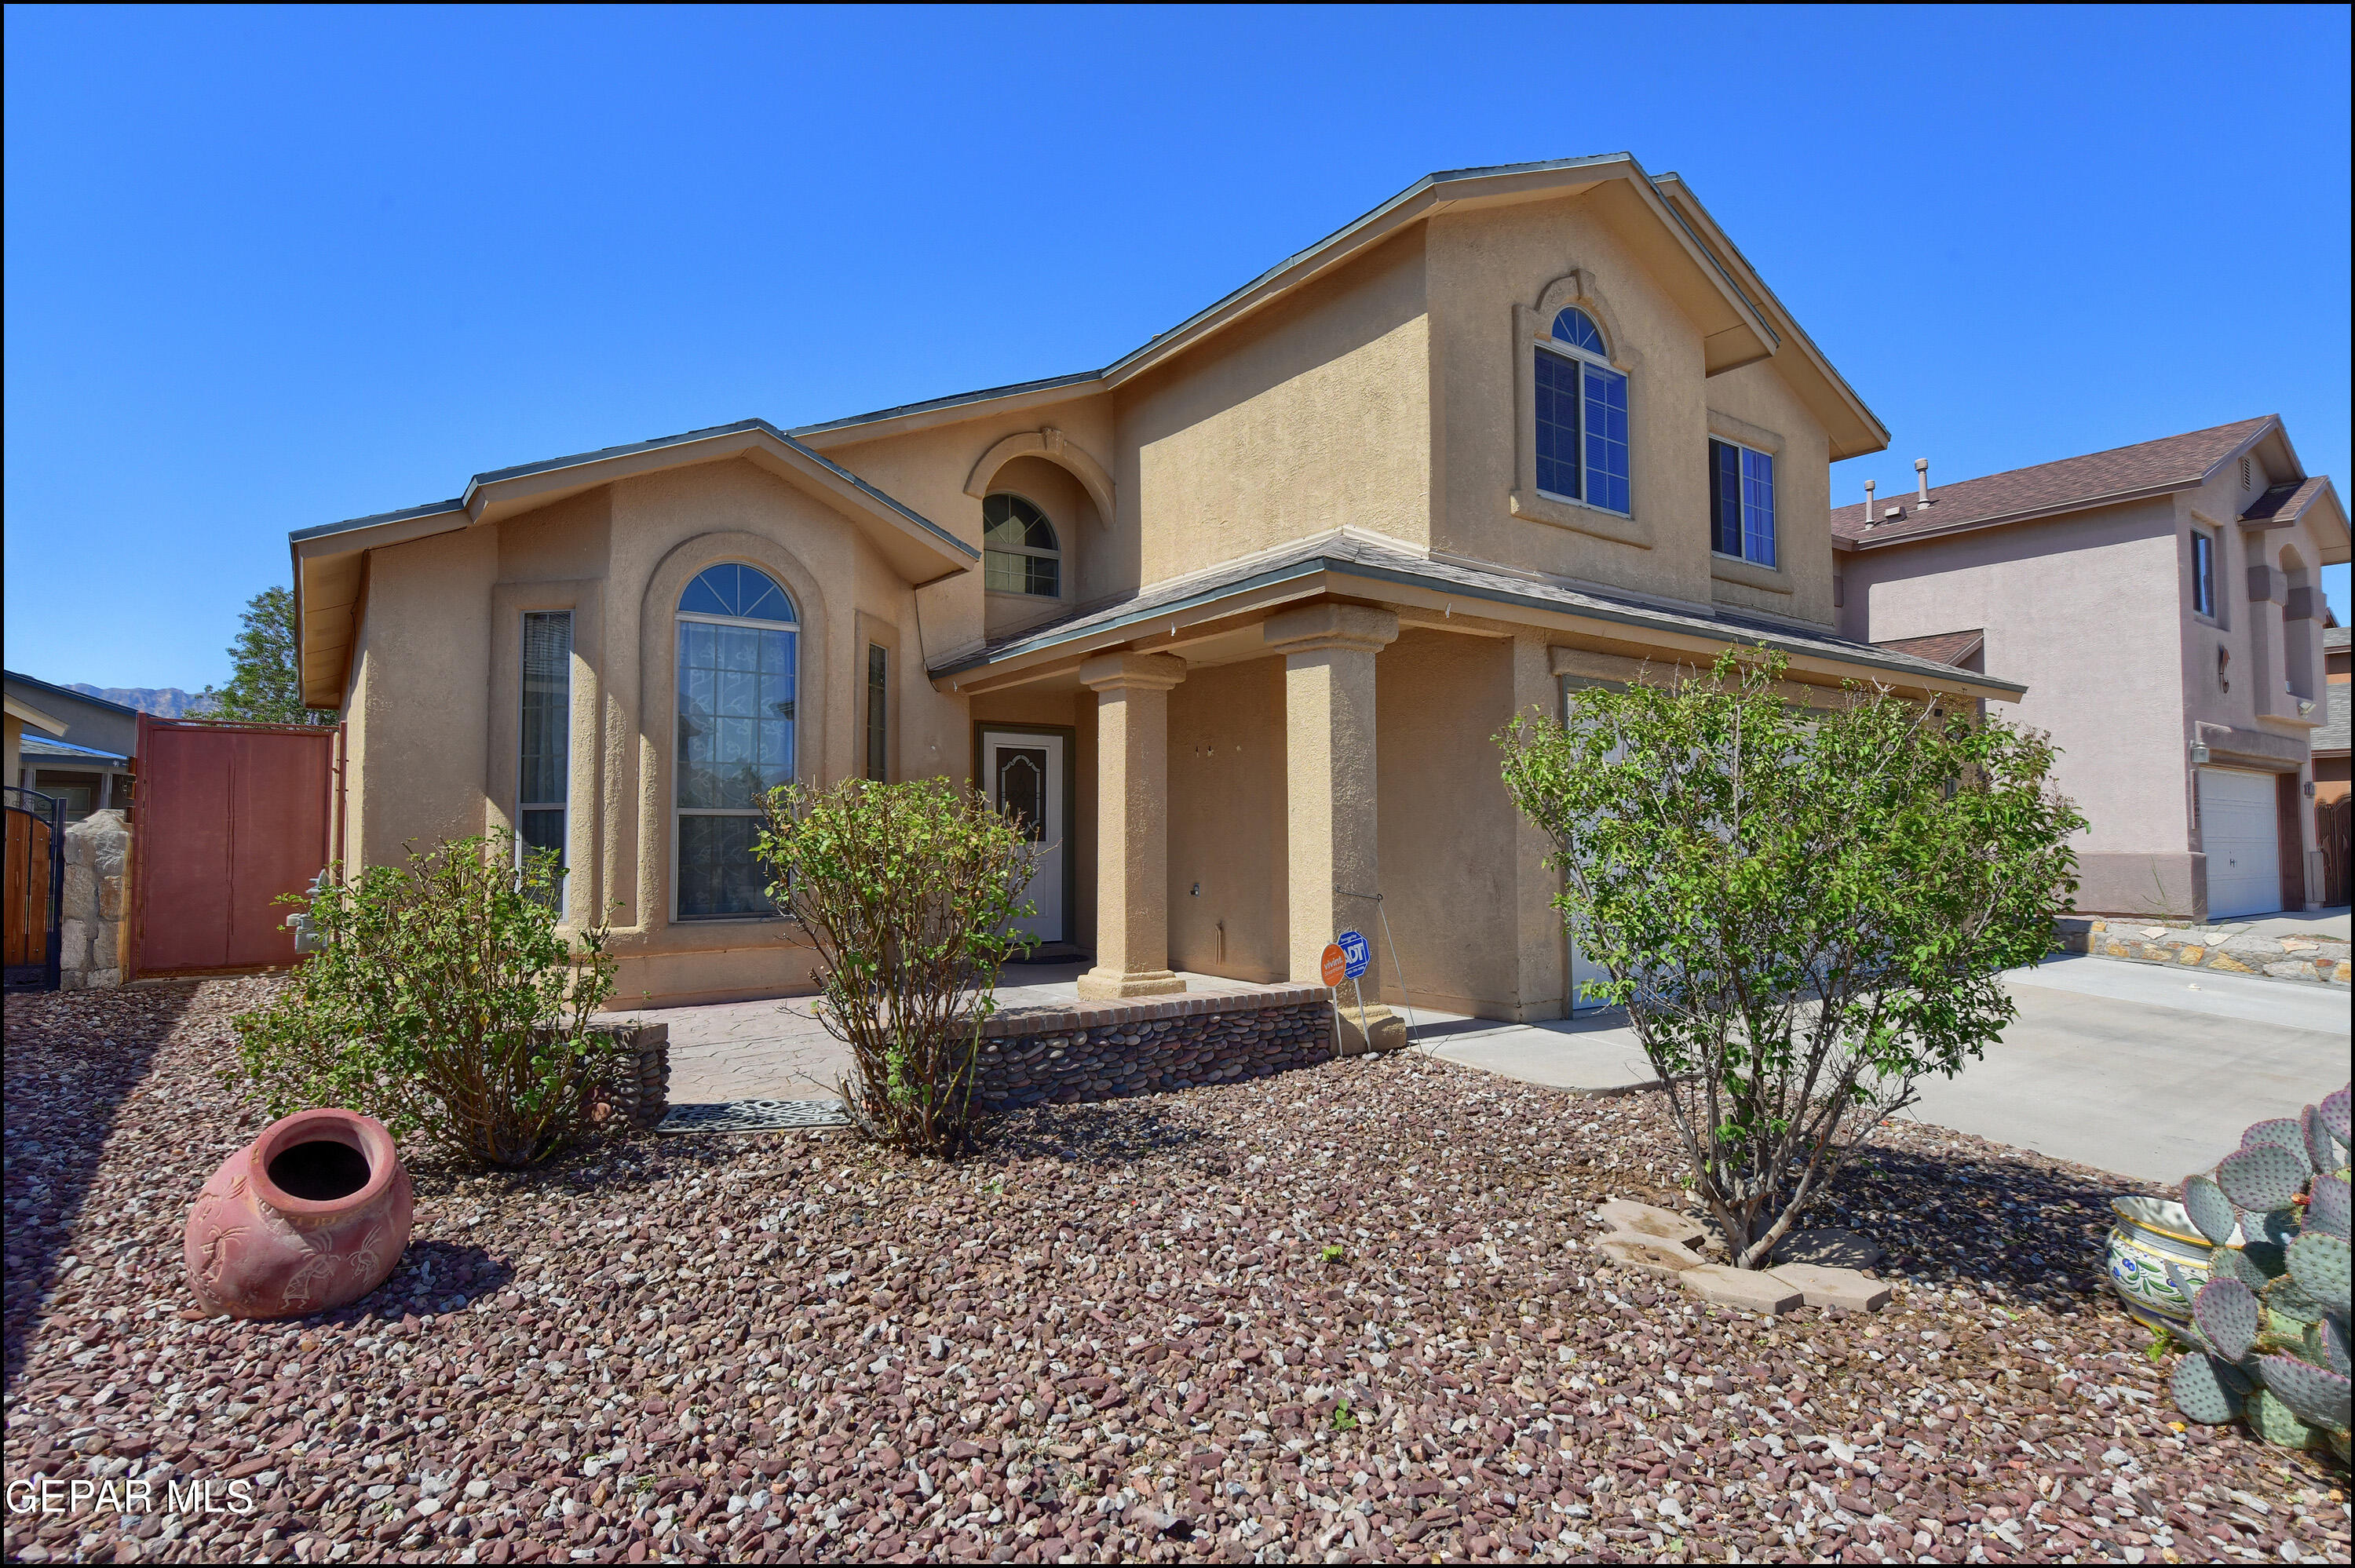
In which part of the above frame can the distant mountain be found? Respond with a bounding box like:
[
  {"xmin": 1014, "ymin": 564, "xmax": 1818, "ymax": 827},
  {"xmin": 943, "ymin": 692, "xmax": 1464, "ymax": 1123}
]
[{"xmin": 66, "ymin": 684, "xmax": 214, "ymax": 718}]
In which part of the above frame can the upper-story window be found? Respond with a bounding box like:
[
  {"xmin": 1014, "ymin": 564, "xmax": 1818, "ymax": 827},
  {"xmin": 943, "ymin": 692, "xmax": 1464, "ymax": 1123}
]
[
  {"xmin": 984, "ymin": 494, "xmax": 1061, "ymax": 597},
  {"xmin": 676, "ymin": 563, "xmax": 796, "ymax": 920},
  {"xmin": 1533, "ymin": 308, "xmax": 1630, "ymax": 514},
  {"xmin": 1708, "ymin": 438, "xmax": 1776, "ymax": 567},
  {"xmin": 2190, "ymin": 529, "xmax": 2217, "ymax": 618}
]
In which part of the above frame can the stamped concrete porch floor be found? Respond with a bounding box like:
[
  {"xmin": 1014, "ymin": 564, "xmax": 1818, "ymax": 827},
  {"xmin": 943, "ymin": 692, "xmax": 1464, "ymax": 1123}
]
[{"xmin": 596, "ymin": 961, "xmax": 1274, "ymax": 1107}]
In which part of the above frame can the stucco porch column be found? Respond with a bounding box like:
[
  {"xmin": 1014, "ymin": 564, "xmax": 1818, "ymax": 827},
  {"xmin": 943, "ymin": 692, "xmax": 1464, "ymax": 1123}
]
[
  {"xmin": 1075, "ymin": 652, "xmax": 1188, "ymax": 1000},
  {"xmin": 1265, "ymin": 603, "xmax": 1407, "ymax": 1053}
]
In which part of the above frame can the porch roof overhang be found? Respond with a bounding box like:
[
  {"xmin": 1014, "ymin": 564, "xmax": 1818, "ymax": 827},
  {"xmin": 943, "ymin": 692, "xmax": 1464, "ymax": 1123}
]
[
  {"xmin": 287, "ymin": 419, "xmax": 974, "ymax": 709},
  {"xmin": 5, "ymin": 694, "xmax": 71, "ymax": 738},
  {"xmin": 930, "ymin": 530, "xmax": 2028, "ymax": 704}
]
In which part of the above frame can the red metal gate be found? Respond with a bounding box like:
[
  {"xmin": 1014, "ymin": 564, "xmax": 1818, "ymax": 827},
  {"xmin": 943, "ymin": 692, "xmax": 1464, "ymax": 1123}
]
[{"xmin": 131, "ymin": 715, "xmax": 341, "ymax": 975}]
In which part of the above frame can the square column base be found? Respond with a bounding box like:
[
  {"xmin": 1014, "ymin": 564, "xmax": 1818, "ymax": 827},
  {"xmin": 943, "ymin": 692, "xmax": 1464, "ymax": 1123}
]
[
  {"xmin": 1075, "ymin": 968, "xmax": 1188, "ymax": 1000},
  {"xmin": 1331, "ymin": 1002, "xmax": 1408, "ymax": 1056}
]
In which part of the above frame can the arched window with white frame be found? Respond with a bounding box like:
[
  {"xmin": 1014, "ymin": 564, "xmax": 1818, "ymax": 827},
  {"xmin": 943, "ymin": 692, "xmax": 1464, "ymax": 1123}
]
[
  {"xmin": 983, "ymin": 493, "xmax": 1061, "ymax": 597},
  {"xmin": 1532, "ymin": 307, "xmax": 1630, "ymax": 514},
  {"xmin": 675, "ymin": 563, "xmax": 797, "ymax": 920}
]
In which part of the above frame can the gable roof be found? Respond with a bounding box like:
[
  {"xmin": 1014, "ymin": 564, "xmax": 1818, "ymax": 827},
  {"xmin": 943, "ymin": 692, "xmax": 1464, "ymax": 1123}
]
[
  {"xmin": 792, "ymin": 155, "xmax": 1886, "ymax": 461},
  {"xmin": 5, "ymin": 670, "xmax": 141, "ymax": 721},
  {"xmin": 2327, "ymin": 625, "xmax": 2350, "ymax": 652},
  {"xmin": 1831, "ymin": 417, "xmax": 2279, "ymax": 549},
  {"xmin": 5, "ymin": 691, "xmax": 71, "ymax": 738},
  {"xmin": 289, "ymin": 419, "xmax": 978, "ymax": 708}
]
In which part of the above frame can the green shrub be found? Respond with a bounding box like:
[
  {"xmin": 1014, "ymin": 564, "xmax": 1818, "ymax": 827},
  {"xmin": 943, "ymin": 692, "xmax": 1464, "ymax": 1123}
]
[
  {"xmin": 1500, "ymin": 649, "xmax": 2083, "ymax": 1268},
  {"xmin": 233, "ymin": 830, "xmax": 623, "ymax": 1167},
  {"xmin": 754, "ymin": 777, "xmax": 1039, "ymax": 1155}
]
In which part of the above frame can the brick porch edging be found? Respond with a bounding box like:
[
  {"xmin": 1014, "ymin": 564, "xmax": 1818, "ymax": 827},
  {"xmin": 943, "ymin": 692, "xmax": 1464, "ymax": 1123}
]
[
  {"xmin": 971, "ymin": 984, "xmax": 1338, "ymax": 1112},
  {"xmin": 2055, "ymin": 917, "xmax": 2350, "ymax": 986}
]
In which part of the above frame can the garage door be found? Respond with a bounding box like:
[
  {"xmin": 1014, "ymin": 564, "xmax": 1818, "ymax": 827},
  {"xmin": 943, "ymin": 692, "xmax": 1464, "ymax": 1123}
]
[{"xmin": 2199, "ymin": 766, "xmax": 2282, "ymax": 921}]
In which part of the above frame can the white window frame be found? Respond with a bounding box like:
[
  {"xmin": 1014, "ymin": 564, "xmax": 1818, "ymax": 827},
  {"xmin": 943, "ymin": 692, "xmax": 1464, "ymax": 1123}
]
[
  {"xmin": 1532, "ymin": 319, "xmax": 1630, "ymax": 518},
  {"xmin": 1709, "ymin": 436, "xmax": 1778, "ymax": 569},
  {"xmin": 982, "ymin": 493, "xmax": 1063, "ymax": 599},
  {"xmin": 517, "ymin": 609, "xmax": 573, "ymax": 909},
  {"xmin": 672, "ymin": 600, "xmax": 799, "ymax": 924},
  {"xmin": 2189, "ymin": 527, "xmax": 2221, "ymax": 624}
]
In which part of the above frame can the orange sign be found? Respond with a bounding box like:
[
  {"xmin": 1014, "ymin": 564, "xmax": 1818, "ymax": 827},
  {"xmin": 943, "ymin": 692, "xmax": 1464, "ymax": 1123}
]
[{"xmin": 1320, "ymin": 943, "xmax": 1349, "ymax": 988}]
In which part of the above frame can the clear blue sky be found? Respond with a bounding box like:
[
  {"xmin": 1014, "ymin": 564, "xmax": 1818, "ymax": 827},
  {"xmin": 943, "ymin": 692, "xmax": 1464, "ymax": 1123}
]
[{"xmin": 5, "ymin": 5, "xmax": 2348, "ymax": 691}]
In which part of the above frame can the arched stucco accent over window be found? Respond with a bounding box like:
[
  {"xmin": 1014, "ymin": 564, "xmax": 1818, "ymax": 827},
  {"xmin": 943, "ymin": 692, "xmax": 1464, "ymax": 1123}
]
[
  {"xmin": 1509, "ymin": 268, "xmax": 1651, "ymax": 548},
  {"xmin": 963, "ymin": 428, "xmax": 1116, "ymax": 530},
  {"xmin": 634, "ymin": 530, "xmax": 831, "ymax": 928}
]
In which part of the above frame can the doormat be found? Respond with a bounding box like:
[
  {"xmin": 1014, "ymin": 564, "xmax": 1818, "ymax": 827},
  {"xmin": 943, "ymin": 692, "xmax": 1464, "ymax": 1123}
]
[{"xmin": 656, "ymin": 1099, "xmax": 852, "ymax": 1135}]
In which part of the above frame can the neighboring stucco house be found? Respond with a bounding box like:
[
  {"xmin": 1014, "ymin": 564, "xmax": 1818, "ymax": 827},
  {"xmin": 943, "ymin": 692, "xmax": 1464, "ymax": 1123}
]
[
  {"xmin": 3, "ymin": 672, "xmax": 141, "ymax": 822},
  {"xmin": 2317, "ymin": 623, "xmax": 2350, "ymax": 905},
  {"xmin": 290, "ymin": 154, "xmax": 2017, "ymax": 1020},
  {"xmin": 1832, "ymin": 418, "xmax": 2350, "ymax": 921}
]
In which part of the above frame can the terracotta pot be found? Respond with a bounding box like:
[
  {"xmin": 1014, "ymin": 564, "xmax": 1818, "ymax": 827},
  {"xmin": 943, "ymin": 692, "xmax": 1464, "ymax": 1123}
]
[{"xmin": 184, "ymin": 1109, "xmax": 412, "ymax": 1318}]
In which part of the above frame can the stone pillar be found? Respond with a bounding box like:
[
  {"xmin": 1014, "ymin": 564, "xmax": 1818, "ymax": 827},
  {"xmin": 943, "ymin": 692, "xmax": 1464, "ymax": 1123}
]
[
  {"xmin": 1509, "ymin": 633, "xmax": 1569, "ymax": 1019},
  {"xmin": 1264, "ymin": 603, "xmax": 1405, "ymax": 1052},
  {"xmin": 1075, "ymin": 652, "xmax": 1188, "ymax": 1000},
  {"xmin": 60, "ymin": 808, "xmax": 131, "ymax": 991}
]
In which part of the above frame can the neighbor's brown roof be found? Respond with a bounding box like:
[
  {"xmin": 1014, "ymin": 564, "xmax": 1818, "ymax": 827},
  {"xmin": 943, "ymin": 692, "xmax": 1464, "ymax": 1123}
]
[
  {"xmin": 1872, "ymin": 629, "xmax": 1984, "ymax": 668},
  {"xmin": 1831, "ymin": 416, "xmax": 2275, "ymax": 548},
  {"xmin": 2240, "ymin": 476, "xmax": 2329, "ymax": 525}
]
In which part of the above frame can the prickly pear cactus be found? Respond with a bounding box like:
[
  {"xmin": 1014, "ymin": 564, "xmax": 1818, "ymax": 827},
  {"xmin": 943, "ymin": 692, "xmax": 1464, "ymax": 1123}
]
[{"xmin": 2171, "ymin": 1082, "xmax": 2353, "ymax": 1464}]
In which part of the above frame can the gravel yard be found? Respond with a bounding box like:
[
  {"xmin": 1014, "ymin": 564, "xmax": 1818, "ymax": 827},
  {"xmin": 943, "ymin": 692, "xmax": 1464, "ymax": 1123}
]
[{"xmin": 5, "ymin": 978, "xmax": 2348, "ymax": 1564}]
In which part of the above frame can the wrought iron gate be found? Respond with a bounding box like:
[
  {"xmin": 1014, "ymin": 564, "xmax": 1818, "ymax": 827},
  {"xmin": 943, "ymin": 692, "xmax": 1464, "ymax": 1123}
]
[{"xmin": 4, "ymin": 786, "xmax": 64, "ymax": 992}]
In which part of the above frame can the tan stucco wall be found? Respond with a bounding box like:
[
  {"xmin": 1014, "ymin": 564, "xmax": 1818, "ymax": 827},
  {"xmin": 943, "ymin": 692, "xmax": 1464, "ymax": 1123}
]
[
  {"xmin": 1424, "ymin": 195, "xmax": 1837, "ymax": 628},
  {"xmin": 341, "ymin": 455, "xmax": 991, "ymax": 1005},
  {"xmin": 1166, "ymin": 658, "xmax": 1288, "ymax": 982},
  {"xmin": 1373, "ymin": 629, "xmax": 1523, "ymax": 1016},
  {"xmin": 1121, "ymin": 228, "xmax": 1433, "ymax": 585}
]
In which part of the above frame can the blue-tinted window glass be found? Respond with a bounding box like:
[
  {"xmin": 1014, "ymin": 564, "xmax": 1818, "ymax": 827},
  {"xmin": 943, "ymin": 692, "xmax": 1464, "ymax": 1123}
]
[
  {"xmin": 1741, "ymin": 448, "xmax": 1776, "ymax": 567},
  {"xmin": 1582, "ymin": 364, "xmax": 1630, "ymax": 514},
  {"xmin": 1709, "ymin": 441, "xmax": 1743, "ymax": 556},
  {"xmin": 678, "ymin": 563, "xmax": 797, "ymax": 623},
  {"xmin": 677, "ymin": 815, "xmax": 772, "ymax": 920},
  {"xmin": 1551, "ymin": 308, "xmax": 1607, "ymax": 356},
  {"xmin": 1533, "ymin": 349, "xmax": 1582, "ymax": 498}
]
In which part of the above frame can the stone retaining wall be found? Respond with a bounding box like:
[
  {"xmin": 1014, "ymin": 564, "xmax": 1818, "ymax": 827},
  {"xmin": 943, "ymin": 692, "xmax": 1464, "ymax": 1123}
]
[
  {"xmin": 971, "ymin": 985, "xmax": 1337, "ymax": 1113},
  {"xmin": 588, "ymin": 1023, "xmax": 671, "ymax": 1131},
  {"xmin": 2057, "ymin": 916, "xmax": 2348, "ymax": 986}
]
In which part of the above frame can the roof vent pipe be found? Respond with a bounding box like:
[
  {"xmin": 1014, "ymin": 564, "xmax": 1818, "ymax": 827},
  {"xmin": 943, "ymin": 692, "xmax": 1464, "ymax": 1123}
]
[
  {"xmin": 1864, "ymin": 479, "xmax": 1876, "ymax": 524},
  {"xmin": 1915, "ymin": 458, "xmax": 1932, "ymax": 506}
]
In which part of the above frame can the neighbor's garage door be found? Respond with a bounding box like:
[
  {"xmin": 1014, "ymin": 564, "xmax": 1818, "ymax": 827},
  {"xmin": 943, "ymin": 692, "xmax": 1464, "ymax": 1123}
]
[{"xmin": 2200, "ymin": 766, "xmax": 2283, "ymax": 921}]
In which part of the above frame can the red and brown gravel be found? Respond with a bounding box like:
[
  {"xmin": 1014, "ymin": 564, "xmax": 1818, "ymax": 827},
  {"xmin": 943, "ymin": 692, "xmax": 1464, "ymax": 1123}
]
[{"xmin": 5, "ymin": 978, "xmax": 2348, "ymax": 1563}]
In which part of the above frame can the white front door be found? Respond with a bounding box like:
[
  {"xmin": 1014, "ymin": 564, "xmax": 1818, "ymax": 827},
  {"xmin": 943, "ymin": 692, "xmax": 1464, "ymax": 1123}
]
[
  {"xmin": 981, "ymin": 729, "xmax": 1064, "ymax": 943},
  {"xmin": 2200, "ymin": 765, "xmax": 2282, "ymax": 920}
]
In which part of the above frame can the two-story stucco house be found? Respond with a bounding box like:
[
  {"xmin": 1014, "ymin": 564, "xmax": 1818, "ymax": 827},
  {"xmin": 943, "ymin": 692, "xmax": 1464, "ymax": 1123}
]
[
  {"xmin": 290, "ymin": 154, "xmax": 2015, "ymax": 1027},
  {"xmin": 1832, "ymin": 418, "xmax": 2350, "ymax": 922}
]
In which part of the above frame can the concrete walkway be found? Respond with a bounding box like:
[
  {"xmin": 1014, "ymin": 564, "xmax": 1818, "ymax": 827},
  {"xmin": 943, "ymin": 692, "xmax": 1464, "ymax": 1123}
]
[{"xmin": 1416, "ymin": 954, "xmax": 2348, "ymax": 1186}]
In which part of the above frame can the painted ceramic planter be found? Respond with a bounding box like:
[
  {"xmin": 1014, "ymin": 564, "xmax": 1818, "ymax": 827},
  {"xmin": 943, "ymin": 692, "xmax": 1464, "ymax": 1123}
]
[
  {"xmin": 184, "ymin": 1109, "xmax": 412, "ymax": 1318},
  {"xmin": 2106, "ymin": 1196, "xmax": 2225, "ymax": 1333}
]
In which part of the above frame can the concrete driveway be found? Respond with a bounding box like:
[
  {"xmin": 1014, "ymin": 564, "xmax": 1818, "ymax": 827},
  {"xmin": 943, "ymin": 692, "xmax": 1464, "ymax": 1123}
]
[{"xmin": 1417, "ymin": 955, "xmax": 2348, "ymax": 1185}]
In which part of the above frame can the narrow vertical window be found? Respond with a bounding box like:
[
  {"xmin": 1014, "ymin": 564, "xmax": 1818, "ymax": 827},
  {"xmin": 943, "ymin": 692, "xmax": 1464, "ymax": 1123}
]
[
  {"xmin": 2191, "ymin": 531, "xmax": 2216, "ymax": 618},
  {"xmin": 1533, "ymin": 307, "xmax": 1630, "ymax": 512},
  {"xmin": 519, "ymin": 611, "xmax": 571, "ymax": 906},
  {"xmin": 676, "ymin": 563, "xmax": 796, "ymax": 920},
  {"xmin": 865, "ymin": 644, "xmax": 889, "ymax": 782},
  {"xmin": 1707, "ymin": 439, "xmax": 1776, "ymax": 567}
]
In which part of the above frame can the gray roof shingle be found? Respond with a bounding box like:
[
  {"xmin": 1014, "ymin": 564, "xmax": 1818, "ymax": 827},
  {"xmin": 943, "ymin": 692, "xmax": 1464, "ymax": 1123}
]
[
  {"xmin": 2315, "ymin": 684, "xmax": 2351, "ymax": 756},
  {"xmin": 931, "ymin": 530, "xmax": 2023, "ymax": 693}
]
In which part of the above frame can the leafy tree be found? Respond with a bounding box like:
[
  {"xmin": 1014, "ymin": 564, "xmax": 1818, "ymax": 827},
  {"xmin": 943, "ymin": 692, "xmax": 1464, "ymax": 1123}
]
[
  {"xmin": 233, "ymin": 831, "xmax": 623, "ymax": 1167},
  {"xmin": 200, "ymin": 585, "xmax": 338, "ymax": 725},
  {"xmin": 754, "ymin": 777, "xmax": 1040, "ymax": 1155},
  {"xmin": 1499, "ymin": 649, "xmax": 2083, "ymax": 1269}
]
